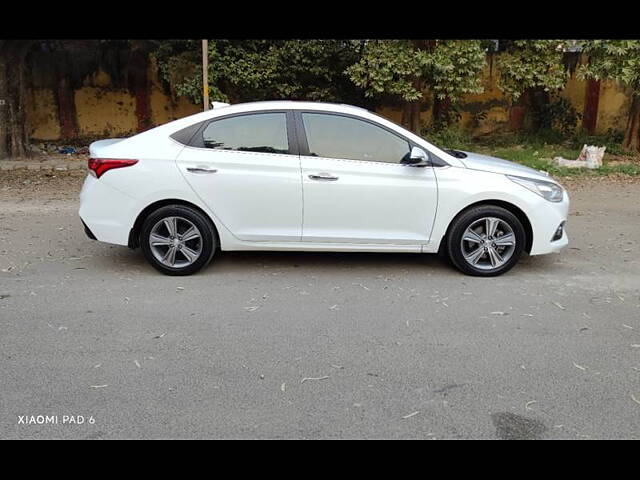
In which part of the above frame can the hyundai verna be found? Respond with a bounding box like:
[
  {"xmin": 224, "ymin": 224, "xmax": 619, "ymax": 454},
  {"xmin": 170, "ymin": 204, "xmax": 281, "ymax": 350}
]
[{"xmin": 79, "ymin": 101, "xmax": 569, "ymax": 276}]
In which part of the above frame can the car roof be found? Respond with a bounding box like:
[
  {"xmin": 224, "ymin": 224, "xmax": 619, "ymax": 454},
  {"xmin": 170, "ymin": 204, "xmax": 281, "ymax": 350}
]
[
  {"xmin": 159, "ymin": 100, "xmax": 372, "ymax": 133},
  {"xmin": 213, "ymin": 100, "xmax": 370, "ymax": 114}
]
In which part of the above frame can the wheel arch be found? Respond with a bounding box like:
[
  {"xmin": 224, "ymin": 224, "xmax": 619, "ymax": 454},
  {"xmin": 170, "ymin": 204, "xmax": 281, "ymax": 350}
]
[
  {"xmin": 438, "ymin": 199, "xmax": 533, "ymax": 254},
  {"xmin": 128, "ymin": 199, "xmax": 220, "ymax": 249}
]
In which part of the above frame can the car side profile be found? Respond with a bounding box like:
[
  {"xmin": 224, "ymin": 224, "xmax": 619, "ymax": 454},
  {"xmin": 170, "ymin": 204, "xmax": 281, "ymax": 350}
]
[{"xmin": 79, "ymin": 100, "xmax": 569, "ymax": 276}]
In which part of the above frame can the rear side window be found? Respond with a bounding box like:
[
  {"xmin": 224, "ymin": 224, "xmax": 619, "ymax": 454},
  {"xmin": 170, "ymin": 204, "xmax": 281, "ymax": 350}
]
[
  {"xmin": 301, "ymin": 113, "xmax": 411, "ymax": 164},
  {"xmin": 201, "ymin": 113, "xmax": 289, "ymax": 154}
]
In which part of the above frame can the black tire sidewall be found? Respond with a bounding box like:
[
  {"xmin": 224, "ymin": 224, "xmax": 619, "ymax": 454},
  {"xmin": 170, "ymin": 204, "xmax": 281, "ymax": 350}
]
[
  {"xmin": 140, "ymin": 205, "xmax": 216, "ymax": 276},
  {"xmin": 447, "ymin": 206, "xmax": 526, "ymax": 277}
]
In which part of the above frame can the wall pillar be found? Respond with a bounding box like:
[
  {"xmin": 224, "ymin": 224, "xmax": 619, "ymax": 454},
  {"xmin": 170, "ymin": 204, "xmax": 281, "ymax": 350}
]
[
  {"xmin": 56, "ymin": 75, "xmax": 79, "ymax": 140},
  {"xmin": 129, "ymin": 49, "xmax": 152, "ymax": 133},
  {"xmin": 582, "ymin": 79, "xmax": 600, "ymax": 135}
]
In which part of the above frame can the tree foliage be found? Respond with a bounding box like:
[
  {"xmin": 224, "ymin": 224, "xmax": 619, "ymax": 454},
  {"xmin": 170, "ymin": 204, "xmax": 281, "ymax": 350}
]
[
  {"xmin": 497, "ymin": 40, "xmax": 569, "ymax": 102},
  {"xmin": 155, "ymin": 40, "xmax": 366, "ymax": 106},
  {"xmin": 345, "ymin": 40, "xmax": 423, "ymax": 102},
  {"xmin": 579, "ymin": 40, "xmax": 640, "ymax": 94},
  {"xmin": 346, "ymin": 39, "xmax": 485, "ymax": 103},
  {"xmin": 346, "ymin": 39, "xmax": 486, "ymax": 131}
]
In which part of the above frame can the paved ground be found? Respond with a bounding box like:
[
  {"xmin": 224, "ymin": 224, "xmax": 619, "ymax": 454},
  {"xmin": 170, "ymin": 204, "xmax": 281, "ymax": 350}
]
[{"xmin": 1, "ymin": 170, "xmax": 639, "ymax": 439}]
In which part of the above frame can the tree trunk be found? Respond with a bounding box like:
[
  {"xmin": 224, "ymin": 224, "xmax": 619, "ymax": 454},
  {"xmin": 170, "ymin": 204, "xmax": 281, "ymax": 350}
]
[
  {"xmin": 409, "ymin": 101, "xmax": 421, "ymax": 134},
  {"xmin": 623, "ymin": 95, "xmax": 640, "ymax": 152},
  {"xmin": 509, "ymin": 90, "xmax": 531, "ymax": 132},
  {"xmin": 401, "ymin": 100, "xmax": 422, "ymax": 134},
  {"xmin": 7, "ymin": 55, "xmax": 29, "ymax": 158},
  {"xmin": 432, "ymin": 96, "xmax": 452, "ymax": 127},
  {"xmin": 529, "ymin": 87, "xmax": 550, "ymax": 131},
  {"xmin": 0, "ymin": 58, "xmax": 8, "ymax": 159},
  {"xmin": 0, "ymin": 41, "xmax": 35, "ymax": 159}
]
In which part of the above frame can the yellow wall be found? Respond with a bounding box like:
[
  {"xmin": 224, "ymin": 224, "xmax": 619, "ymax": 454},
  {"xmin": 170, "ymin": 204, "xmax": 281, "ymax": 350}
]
[
  {"xmin": 28, "ymin": 88, "xmax": 60, "ymax": 140},
  {"xmin": 27, "ymin": 61, "xmax": 200, "ymax": 142},
  {"xmin": 74, "ymin": 86, "xmax": 138, "ymax": 137},
  {"xmin": 26, "ymin": 53, "xmax": 633, "ymax": 141},
  {"xmin": 597, "ymin": 81, "xmax": 631, "ymax": 133}
]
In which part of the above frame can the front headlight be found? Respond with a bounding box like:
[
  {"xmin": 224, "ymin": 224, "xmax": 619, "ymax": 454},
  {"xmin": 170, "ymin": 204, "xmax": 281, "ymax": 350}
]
[{"xmin": 507, "ymin": 175, "xmax": 564, "ymax": 202}]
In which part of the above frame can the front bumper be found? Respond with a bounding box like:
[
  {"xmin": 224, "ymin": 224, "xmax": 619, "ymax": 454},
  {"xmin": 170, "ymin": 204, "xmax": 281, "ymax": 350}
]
[{"xmin": 528, "ymin": 189, "xmax": 570, "ymax": 255}]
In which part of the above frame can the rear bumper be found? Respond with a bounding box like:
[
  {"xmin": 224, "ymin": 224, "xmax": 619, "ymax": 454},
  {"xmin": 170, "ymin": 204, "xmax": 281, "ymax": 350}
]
[
  {"xmin": 78, "ymin": 174, "xmax": 136, "ymax": 246},
  {"xmin": 81, "ymin": 220, "xmax": 97, "ymax": 240}
]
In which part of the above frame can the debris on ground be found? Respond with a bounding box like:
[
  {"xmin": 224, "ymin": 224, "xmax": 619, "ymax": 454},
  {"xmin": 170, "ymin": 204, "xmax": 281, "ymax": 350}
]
[
  {"xmin": 401, "ymin": 411, "xmax": 420, "ymax": 419},
  {"xmin": 553, "ymin": 145, "xmax": 606, "ymax": 169},
  {"xmin": 300, "ymin": 376, "xmax": 329, "ymax": 384}
]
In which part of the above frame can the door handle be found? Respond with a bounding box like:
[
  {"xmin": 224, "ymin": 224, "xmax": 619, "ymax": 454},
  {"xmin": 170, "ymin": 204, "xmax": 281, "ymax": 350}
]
[
  {"xmin": 187, "ymin": 167, "xmax": 218, "ymax": 174},
  {"xmin": 309, "ymin": 173, "xmax": 339, "ymax": 181}
]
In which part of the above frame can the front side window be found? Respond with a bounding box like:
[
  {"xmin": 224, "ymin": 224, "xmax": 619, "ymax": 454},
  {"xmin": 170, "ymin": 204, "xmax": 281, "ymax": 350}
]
[
  {"xmin": 301, "ymin": 113, "xmax": 411, "ymax": 164},
  {"xmin": 202, "ymin": 112, "xmax": 289, "ymax": 154}
]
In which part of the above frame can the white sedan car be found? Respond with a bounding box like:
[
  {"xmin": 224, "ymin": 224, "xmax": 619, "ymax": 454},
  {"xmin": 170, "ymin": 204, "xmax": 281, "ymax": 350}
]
[{"xmin": 79, "ymin": 101, "xmax": 569, "ymax": 277}]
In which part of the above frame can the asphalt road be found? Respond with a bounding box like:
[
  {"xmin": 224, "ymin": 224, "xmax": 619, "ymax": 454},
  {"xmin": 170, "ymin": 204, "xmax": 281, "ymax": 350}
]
[{"xmin": 1, "ymin": 172, "xmax": 639, "ymax": 439}]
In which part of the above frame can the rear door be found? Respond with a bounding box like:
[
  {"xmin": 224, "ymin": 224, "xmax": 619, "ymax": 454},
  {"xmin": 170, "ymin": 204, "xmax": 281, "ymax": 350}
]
[
  {"xmin": 296, "ymin": 111, "xmax": 438, "ymax": 245},
  {"xmin": 175, "ymin": 111, "xmax": 303, "ymax": 242}
]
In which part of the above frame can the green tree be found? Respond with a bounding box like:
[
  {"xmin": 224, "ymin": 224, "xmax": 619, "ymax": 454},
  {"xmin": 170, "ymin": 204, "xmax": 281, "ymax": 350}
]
[
  {"xmin": 496, "ymin": 40, "xmax": 570, "ymax": 131},
  {"xmin": 346, "ymin": 39, "xmax": 486, "ymax": 133},
  {"xmin": 579, "ymin": 40, "xmax": 640, "ymax": 152},
  {"xmin": 155, "ymin": 40, "xmax": 367, "ymax": 107}
]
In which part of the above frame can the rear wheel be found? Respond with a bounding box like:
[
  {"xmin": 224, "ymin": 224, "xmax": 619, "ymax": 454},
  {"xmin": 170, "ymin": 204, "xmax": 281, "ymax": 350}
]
[
  {"xmin": 140, "ymin": 205, "xmax": 216, "ymax": 276},
  {"xmin": 446, "ymin": 205, "xmax": 525, "ymax": 277}
]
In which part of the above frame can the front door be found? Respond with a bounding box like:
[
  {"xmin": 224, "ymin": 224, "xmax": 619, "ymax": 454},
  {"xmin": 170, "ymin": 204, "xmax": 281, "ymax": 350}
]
[{"xmin": 297, "ymin": 112, "xmax": 438, "ymax": 245}]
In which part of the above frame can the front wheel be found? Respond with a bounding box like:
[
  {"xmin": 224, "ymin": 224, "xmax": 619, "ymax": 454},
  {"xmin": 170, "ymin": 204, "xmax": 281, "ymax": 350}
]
[
  {"xmin": 140, "ymin": 205, "xmax": 216, "ymax": 276},
  {"xmin": 446, "ymin": 205, "xmax": 526, "ymax": 277}
]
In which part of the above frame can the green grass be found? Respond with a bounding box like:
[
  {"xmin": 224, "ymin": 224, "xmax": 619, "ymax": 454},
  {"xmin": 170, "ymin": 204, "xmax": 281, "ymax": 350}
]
[{"xmin": 426, "ymin": 127, "xmax": 640, "ymax": 177}]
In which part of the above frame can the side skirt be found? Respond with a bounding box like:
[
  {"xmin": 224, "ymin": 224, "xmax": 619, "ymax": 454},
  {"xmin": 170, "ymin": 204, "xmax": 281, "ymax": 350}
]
[{"xmin": 221, "ymin": 240, "xmax": 431, "ymax": 253}]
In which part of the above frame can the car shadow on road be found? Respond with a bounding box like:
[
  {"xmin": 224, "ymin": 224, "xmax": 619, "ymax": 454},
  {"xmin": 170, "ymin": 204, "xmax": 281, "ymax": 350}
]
[
  {"xmin": 97, "ymin": 245, "xmax": 564, "ymax": 278},
  {"xmin": 204, "ymin": 250, "xmax": 563, "ymax": 277},
  {"xmin": 210, "ymin": 250, "xmax": 450, "ymax": 274}
]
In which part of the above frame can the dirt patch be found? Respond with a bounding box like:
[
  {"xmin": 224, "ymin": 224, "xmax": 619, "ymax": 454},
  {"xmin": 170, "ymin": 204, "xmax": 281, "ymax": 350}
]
[{"xmin": 0, "ymin": 169, "xmax": 86, "ymax": 203}]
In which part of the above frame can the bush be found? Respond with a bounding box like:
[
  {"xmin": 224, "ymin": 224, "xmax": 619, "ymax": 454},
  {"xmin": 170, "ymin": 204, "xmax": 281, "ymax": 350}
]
[
  {"xmin": 531, "ymin": 96, "xmax": 581, "ymax": 137},
  {"xmin": 421, "ymin": 125, "xmax": 474, "ymax": 150},
  {"xmin": 569, "ymin": 129, "xmax": 630, "ymax": 156}
]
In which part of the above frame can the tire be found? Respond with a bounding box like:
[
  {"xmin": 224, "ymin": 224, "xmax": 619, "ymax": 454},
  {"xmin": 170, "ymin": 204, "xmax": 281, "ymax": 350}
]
[
  {"xmin": 446, "ymin": 205, "xmax": 526, "ymax": 277},
  {"xmin": 140, "ymin": 205, "xmax": 216, "ymax": 276}
]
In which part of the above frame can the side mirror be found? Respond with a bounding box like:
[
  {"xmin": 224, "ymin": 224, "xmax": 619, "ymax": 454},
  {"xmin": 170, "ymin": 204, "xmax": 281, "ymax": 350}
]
[{"xmin": 405, "ymin": 146, "xmax": 431, "ymax": 167}]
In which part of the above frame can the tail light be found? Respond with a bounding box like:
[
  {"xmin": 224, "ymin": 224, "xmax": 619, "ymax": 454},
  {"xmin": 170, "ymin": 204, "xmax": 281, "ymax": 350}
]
[{"xmin": 88, "ymin": 158, "xmax": 138, "ymax": 178}]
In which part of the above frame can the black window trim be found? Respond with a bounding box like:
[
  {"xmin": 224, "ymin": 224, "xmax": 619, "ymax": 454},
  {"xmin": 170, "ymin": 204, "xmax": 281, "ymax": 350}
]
[
  {"xmin": 171, "ymin": 109, "xmax": 300, "ymax": 156},
  {"xmin": 292, "ymin": 109, "xmax": 449, "ymax": 167}
]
